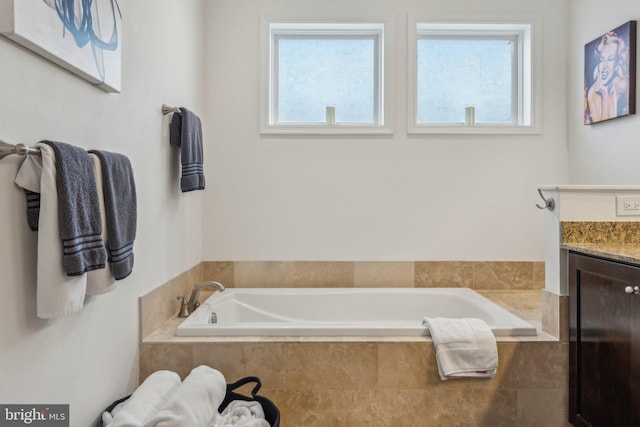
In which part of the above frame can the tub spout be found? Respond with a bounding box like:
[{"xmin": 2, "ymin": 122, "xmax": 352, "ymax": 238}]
[{"xmin": 187, "ymin": 281, "xmax": 225, "ymax": 313}]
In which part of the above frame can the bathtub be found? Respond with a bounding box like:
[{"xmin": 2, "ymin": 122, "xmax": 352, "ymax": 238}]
[{"xmin": 175, "ymin": 287, "xmax": 537, "ymax": 337}]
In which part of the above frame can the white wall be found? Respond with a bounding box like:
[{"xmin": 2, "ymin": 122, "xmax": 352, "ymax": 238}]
[
  {"xmin": 202, "ymin": 0, "xmax": 570, "ymax": 262},
  {"xmin": 568, "ymin": 0, "xmax": 640, "ymax": 183},
  {"xmin": 0, "ymin": 1, "xmax": 204, "ymax": 426}
]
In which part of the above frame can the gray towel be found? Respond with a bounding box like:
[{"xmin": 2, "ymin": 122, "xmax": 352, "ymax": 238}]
[
  {"xmin": 41, "ymin": 141, "xmax": 107, "ymax": 276},
  {"xmin": 169, "ymin": 107, "xmax": 205, "ymax": 192},
  {"xmin": 89, "ymin": 150, "xmax": 137, "ymax": 280}
]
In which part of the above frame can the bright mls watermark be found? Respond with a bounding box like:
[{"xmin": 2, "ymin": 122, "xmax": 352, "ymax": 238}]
[{"xmin": 0, "ymin": 405, "xmax": 68, "ymax": 426}]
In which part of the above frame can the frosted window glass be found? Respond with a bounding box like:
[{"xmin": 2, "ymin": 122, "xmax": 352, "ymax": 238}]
[
  {"xmin": 277, "ymin": 38, "xmax": 375, "ymax": 124},
  {"xmin": 417, "ymin": 38, "xmax": 514, "ymax": 124}
]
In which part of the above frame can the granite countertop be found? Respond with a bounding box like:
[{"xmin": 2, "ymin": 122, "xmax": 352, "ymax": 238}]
[
  {"xmin": 561, "ymin": 242, "xmax": 640, "ymax": 266},
  {"xmin": 561, "ymin": 221, "xmax": 640, "ymax": 266}
]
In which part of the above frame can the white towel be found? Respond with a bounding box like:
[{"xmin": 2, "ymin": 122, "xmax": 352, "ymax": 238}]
[
  {"xmin": 210, "ymin": 401, "xmax": 270, "ymax": 427},
  {"xmin": 102, "ymin": 370, "xmax": 182, "ymax": 427},
  {"xmin": 146, "ymin": 365, "xmax": 227, "ymax": 427},
  {"xmin": 423, "ymin": 317, "xmax": 498, "ymax": 380},
  {"xmin": 14, "ymin": 143, "xmax": 87, "ymax": 318},
  {"xmin": 86, "ymin": 153, "xmax": 117, "ymax": 295}
]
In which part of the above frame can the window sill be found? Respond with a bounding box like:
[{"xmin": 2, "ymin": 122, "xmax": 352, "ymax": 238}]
[
  {"xmin": 260, "ymin": 124, "xmax": 393, "ymax": 136},
  {"xmin": 408, "ymin": 124, "xmax": 541, "ymax": 135}
]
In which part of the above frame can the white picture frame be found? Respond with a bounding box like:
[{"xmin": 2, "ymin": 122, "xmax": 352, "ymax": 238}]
[{"xmin": 0, "ymin": 0, "xmax": 122, "ymax": 93}]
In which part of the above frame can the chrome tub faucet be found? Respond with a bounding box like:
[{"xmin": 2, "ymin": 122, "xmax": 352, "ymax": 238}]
[{"xmin": 186, "ymin": 281, "xmax": 225, "ymax": 313}]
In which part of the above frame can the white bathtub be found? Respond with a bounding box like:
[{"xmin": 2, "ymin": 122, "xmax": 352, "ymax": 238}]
[{"xmin": 176, "ymin": 288, "xmax": 537, "ymax": 337}]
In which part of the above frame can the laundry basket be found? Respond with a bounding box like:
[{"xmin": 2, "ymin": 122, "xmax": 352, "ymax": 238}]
[
  {"xmin": 219, "ymin": 376, "xmax": 280, "ymax": 427},
  {"xmin": 102, "ymin": 376, "xmax": 280, "ymax": 427}
]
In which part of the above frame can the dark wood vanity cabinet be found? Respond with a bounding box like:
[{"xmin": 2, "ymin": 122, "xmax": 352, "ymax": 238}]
[{"xmin": 569, "ymin": 252, "xmax": 640, "ymax": 427}]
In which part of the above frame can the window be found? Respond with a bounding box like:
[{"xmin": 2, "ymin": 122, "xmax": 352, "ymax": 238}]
[
  {"xmin": 409, "ymin": 21, "xmax": 537, "ymax": 134},
  {"xmin": 261, "ymin": 22, "xmax": 390, "ymax": 134}
]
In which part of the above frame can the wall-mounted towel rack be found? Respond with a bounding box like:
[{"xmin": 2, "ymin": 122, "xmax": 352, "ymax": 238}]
[
  {"xmin": 162, "ymin": 104, "xmax": 182, "ymax": 115},
  {"xmin": 0, "ymin": 140, "xmax": 41, "ymax": 160}
]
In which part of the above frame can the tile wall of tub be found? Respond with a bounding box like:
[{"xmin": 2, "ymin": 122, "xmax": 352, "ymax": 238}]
[
  {"xmin": 139, "ymin": 261, "xmax": 567, "ymax": 427},
  {"xmin": 202, "ymin": 261, "xmax": 545, "ymax": 290},
  {"xmin": 140, "ymin": 339, "xmax": 568, "ymax": 427}
]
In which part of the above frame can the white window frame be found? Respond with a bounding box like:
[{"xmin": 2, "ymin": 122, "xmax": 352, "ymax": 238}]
[
  {"xmin": 260, "ymin": 20, "xmax": 392, "ymax": 135},
  {"xmin": 408, "ymin": 19, "xmax": 540, "ymax": 135}
]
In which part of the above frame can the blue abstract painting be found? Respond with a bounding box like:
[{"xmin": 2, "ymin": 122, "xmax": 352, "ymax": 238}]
[{"xmin": 0, "ymin": 0, "xmax": 122, "ymax": 92}]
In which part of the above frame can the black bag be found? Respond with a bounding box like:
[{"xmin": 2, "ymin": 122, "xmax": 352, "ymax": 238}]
[{"xmin": 219, "ymin": 376, "xmax": 280, "ymax": 427}]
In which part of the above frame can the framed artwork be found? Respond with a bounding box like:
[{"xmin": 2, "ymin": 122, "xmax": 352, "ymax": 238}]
[
  {"xmin": 0, "ymin": 0, "xmax": 122, "ymax": 93},
  {"xmin": 584, "ymin": 20, "xmax": 636, "ymax": 124}
]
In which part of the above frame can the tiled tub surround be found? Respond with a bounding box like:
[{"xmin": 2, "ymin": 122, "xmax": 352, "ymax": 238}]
[
  {"xmin": 202, "ymin": 260, "xmax": 546, "ymax": 290},
  {"xmin": 138, "ymin": 260, "xmax": 569, "ymax": 427}
]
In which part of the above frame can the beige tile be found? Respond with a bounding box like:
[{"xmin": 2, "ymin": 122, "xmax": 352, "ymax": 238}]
[
  {"xmin": 376, "ymin": 342, "xmax": 431, "ymax": 389},
  {"xmin": 139, "ymin": 263, "xmax": 203, "ymax": 338},
  {"xmin": 139, "ymin": 281, "xmax": 172, "ymax": 339},
  {"xmin": 541, "ymin": 289, "xmax": 560, "ymax": 339},
  {"xmin": 349, "ymin": 389, "xmax": 517, "ymax": 427},
  {"xmin": 377, "ymin": 342, "xmax": 471, "ymax": 390},
  {"xmin": 415, "ymin": 261, "xmax": 474, "ymax": 288},
  {"xmin": 267, "ymin": 389, "xmax": 354, "ymax": 427},
  {"xmin": 464, "ymin": 342, "xmax": 516, "ymax": 391},
  {"xmin": 558, "ymin": 295, "xmax": 569, "ymax": 342},
  {"xmin": 473, "ymin": 261, "xmax": 534, "ymax": 290},
  {"xmin": 533, "ymin": 261, "xmax": 545, "ymax": 289},
  {"xmin": 285, "ymin": 342, "xmax": 377, "ymax": 389},
  {"xmin": 202, "ymin": 261, "xmax": 235, "ymax": 287},
  {"xmin": 140, "ymin": 343, "xmax": 193, "ymax": 381},
  {"xmin": 517, "ymin": 388, "xmax": 571, "ymax": 427},
  {"xmin": 191, "ymin": 343, "xmax": 246, "ymax": 382},
  {"xmin": 292, "ymin": 262, "xmax": 354, "ymax": 287},
  {"xmin": 234, "ymin": 261, "xmax": 294, "ymax": 288},
  {"xmin": 497, "ymin": 342, "xmax": 567, "ymax": 390},
  {"xmin": 347, "ymin": 389, "xmax": 431, "ymax": 427},
  {"xmin": 243, "ymin": 343, "xmax": 288, "ymax": 389},
  {"xmin": 354, "ymin": 262, "xmax": 414, "ymax": 287}
]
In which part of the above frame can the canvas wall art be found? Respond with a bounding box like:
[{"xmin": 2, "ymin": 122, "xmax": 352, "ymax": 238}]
[
  {"xmin": 584, "ymin": 20, "xmax": 636, "ymax": 124},
  {"xmin": 0, "ymin": 0, "xmax": 122, "ymax": 92}
]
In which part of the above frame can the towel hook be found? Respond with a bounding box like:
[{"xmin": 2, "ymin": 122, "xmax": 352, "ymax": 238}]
[{"xmin": 535, "ymin": 189, "xmax": 555, "ymax": 211}]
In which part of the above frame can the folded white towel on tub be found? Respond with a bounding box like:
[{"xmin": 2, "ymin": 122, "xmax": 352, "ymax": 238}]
[
  {"xmin": 146, "ymin": 365, "xmax": 226, "ymax": 427},
  {"xmin": 102, "ymin": 370, "xmax": 181, "ymax": 427},
  {"xmin": 423, "ymin": 317, "xmax": 498, "ymax": 380}
]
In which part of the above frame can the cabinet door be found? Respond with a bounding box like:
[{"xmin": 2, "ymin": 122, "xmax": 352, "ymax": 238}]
[{"xmin": 569, "ymin": 253, "xmax": 640, "ymax": 427}]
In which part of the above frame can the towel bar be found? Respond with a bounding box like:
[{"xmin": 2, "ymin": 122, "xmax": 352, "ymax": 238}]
[
  {"xmin": 161, "ymin": 104, "xmax": 182, "ymax": 115},
  {"xmin": 0, "ymin": 140, "xmax": 40, "ymax": 160}
]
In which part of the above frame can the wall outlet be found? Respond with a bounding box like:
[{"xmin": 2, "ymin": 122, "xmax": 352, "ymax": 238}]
[{"xmin": 616, "ymin": 196, "xmax": 640, "ymax": 216}]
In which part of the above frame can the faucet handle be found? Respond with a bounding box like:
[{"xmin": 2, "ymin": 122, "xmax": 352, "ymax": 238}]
[{"xmin": 176, "ymin": 296, "xmax": 190, "ymax": 318}]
